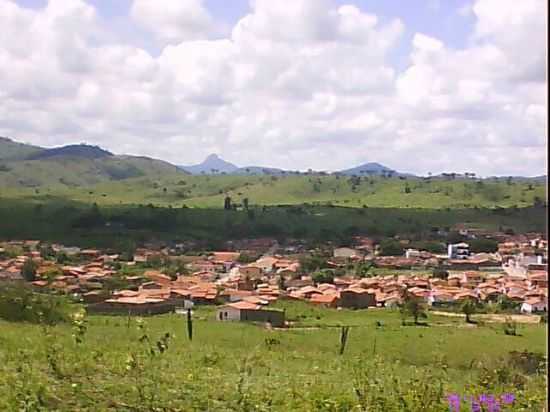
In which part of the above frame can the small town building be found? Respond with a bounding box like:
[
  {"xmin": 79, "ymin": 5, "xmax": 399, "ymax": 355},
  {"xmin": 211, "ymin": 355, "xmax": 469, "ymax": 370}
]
[
  {"xmin": 217, "ymin": 301, "xmax": 285, "ymax": 327},
  {"xmin": 520, "ymin": 298, "xmax": 548, "ymax": 314}
]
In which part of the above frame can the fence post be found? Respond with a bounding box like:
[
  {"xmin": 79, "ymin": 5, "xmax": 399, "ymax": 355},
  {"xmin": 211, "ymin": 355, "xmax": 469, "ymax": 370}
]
[
  {"xmin": 187, "ymin": 308, "xmax": 193, "ymax": 341},
  {"xmin": 339, "ymin": 326, "xmax": 350, "ymax": 355}
]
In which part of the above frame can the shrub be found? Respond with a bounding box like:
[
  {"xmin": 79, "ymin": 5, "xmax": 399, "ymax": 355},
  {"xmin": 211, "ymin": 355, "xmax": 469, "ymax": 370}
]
[
  {"xmin": 21, "ymin": 258, "xmax": 38, "ymax": 281},
  {"xmin": 312, "ymin": 269, "xmax": 335, "ymax": 284},
  {"xmin": 378, "ymin": 239, "xmax": 404, "ymax": 256},
  {"xmin": 0, "ymin": 283, "xmax": 75, "ymax": 325},
  {"xmin": 432, "ymin": 268, "xmax": 449, "ymax": 280}
]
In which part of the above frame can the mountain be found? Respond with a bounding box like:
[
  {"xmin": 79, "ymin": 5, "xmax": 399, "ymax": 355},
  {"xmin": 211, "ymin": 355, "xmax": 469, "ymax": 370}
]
[
  {"xmin": 27, "ymin": 144, "xmax": 113, "ymax": 160},
  {"xmin": 338, "ymin": 162, "xmax": 404, "ymax": 177},
  {"xmin": 0, "ymin": 137, "xmax": 43, "ymax": 161},
  {"xmin": 179, "ymin": 154, "xmax": 239, "ymax": 174},
  {"xmin": 0, "ymin": 139, "xmax": 186, "ymax": 188}
]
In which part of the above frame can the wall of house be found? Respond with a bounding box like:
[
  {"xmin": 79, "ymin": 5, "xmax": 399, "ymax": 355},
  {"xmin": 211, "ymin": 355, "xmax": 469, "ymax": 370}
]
[
  {"xmin": 240, "ymin": 309, "xmax": 285, "ymax": 327},
  {"xmin": 86, "ymin": 302, "xmax": 175, "ymax": 315},
  {"xmin": 217, "ymin": 307, "xmax": 241, "ymax": 321},
  {"xmin": 340, "ymin": 292, "xmax": 376, "ymax": 309}
]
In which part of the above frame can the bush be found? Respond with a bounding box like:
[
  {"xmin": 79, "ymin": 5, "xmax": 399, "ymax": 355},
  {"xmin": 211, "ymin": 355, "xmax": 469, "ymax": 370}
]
[
  {"xmin": 0, "ymin": 283, "xmax": 75, "ymax": 325},
  {"xmin": 469, "ymin": 238, "xmax": 498, "ymax": 253},
  {"xmin": 21, "ymin": 258, "xmax": 38, "ymax": 281},
  {"xmin": 508, "ymin": 351, "xmax": 546, "ymax": 375},
  {"xmin": 312, "ymin": 269, "xmax": 335, "ymax": 284},
  {"xmin": 378, "ymin": 240, "xmax": 404, "ymax": 256},
  {"xmin": 432, "ymin": 268, "xmax": 449, "ymax": 280}
]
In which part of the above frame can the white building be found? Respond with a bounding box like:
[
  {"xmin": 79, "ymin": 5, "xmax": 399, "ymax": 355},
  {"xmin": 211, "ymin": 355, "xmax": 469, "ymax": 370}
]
[
  {"xmin": 405, "ymin": 249, "xmax": 421, "ymax": 259},
  {"xmin": 448, "ymin": 243, "xmax": 470, "ymax": 259},
  {"xmin": 333, "ymin": 247, "xmax": 363, "ymax": 259},
  {"xmin": 520, "ymin": 298, "xmax": 547, "ymax": 314}
]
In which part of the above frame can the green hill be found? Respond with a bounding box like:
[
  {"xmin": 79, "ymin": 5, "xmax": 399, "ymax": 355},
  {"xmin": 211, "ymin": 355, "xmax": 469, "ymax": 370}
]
[
  {"xmin": 1, "ymin": 172, "xmax": 546, "ymax": 210},
  {"xmin": 0, "ymin": 137, "xmax": 545, "ymax": 209},
  {"xmin": 0, "ymin": 155, "xmax": 186, "ymax": 188},
  {"xmin": 0, "ymin": 137, "xmax": 42, "ymax": 161}
]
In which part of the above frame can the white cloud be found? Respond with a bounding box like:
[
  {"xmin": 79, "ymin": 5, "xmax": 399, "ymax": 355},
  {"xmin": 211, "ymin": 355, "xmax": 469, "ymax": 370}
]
[
  {"xmin": 0, "ymin": 0, "xmax": 546, "ymax": 176},
  {"xmin": 130, "ymin": 0, "xmax": 214, "ymax": 43}
]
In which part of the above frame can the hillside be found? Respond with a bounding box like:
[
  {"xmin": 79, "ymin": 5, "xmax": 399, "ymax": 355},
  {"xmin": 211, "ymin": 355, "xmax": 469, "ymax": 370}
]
[
  {"xmin": 1, "ymin": 172, "xmax": 546, "ymax": 210},
  {"xmin": 27, "ymin": 144, "xmax": 113, "ymax": 160},
  {"xmin": 0, "ymin": 155, "xmax": 186, "ymax": 188},
  {"xmin": 0, "ymin": 137, "xmax": 42, "ymax": 161},
  {"xmin": 0, "ymin": 138, "xmax": 546, "ymax": 209}
]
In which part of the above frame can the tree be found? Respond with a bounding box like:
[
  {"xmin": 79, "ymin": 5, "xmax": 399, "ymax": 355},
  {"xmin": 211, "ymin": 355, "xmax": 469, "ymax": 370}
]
[
  {"xmin": 432, "ymin": 268, "xmax": 449, "ymax": 280},
  {"xmin": 55, "ymin": 252, "xmax": 70, "ymax": 264},
  {"xmin": 312, "ymin": 269, "xmax": 335, "ymax": 284},
  {"xmin": 299, "ymin": 255, "xmax": 329, "ymax": 272},
  {"xmin": 223, "ymin": 196, "xmax": 232, "ymax": 210},
  {"xmin": 21, "ymin": 258, "xmax": 38, "ymax": 282},
  {"xmin": 461, "ymin": 299, "xmax": 477, "ymax": 323},
  {"xmin": 355, "ymin": 261, "xmax": 374, "ymax": 278},
  {"xmin": 39, "ymin": 244, "xmax": 55, "ymax": 259},
  {"xmin": 277, "ymin": 275, "xmax": 286, "ymax": 291},
  {"xmin": 469, "ymin": 238, "xmax": 498, "ymax": 253},
  {"xmin": 379, "ymin": 239, "xmax": 404, "ymax": 256},
  {"xmin": 399, "ymin": 292, "xmax": 427, "ymax": 325}
]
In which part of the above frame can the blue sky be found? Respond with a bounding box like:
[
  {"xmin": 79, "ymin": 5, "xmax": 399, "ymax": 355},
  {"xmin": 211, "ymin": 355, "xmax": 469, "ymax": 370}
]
[{"xmin": 1, "ymin": 0, "xmax": 546, "ymax": 176}]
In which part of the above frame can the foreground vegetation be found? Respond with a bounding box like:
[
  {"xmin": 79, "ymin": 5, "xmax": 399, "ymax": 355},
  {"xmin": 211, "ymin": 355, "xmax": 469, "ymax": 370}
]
[{"xmin": 0, "ymin": 300, "xmax": 546, "ymax": 411}]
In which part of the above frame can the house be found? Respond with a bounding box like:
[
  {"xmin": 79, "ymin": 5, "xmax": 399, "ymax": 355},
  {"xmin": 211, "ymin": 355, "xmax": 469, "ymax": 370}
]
[
  {"xmin": 528, "ymin": 271, "xmax": 548, "ymax": 288},
  {"xmin": 448, "ymin": 243, "xmax": 470, "ymax": 259},
  {"xmin": 309, "ymin": 293, "xmax": 340, "ymax": 308},
  {"xmin": 216, "ymin": 301, "xmax": 285, "ymax": 327},
  {"xmin": 405, "ymin": 249, "xmax": 421, "ymax": 259},
  {"xmin": 339, "ymin": 288, "xmax": 376, "ymax": 309},
  {"xmin": 374, "ymin": 291, "xmax": 400, "ymax": 307},
  {"xmin": 253, "ymin": 256, "xmax": 278, "ymax": 273},
  {"xmin": 211, "ymin": 252, "xmax": 241, "ymax": 263},
  {"xmin": 238, "ymin": 265, "xmax": 262, "ymax": 279},
  {"xmin": 333, "ymin": 247, "xmax": 363, "ymax": 259},
  {"xmin": 429, "ymin": 290, "xmax": 456, "ymax": 307},
  {"xmin": 520, "ymin": 298, "xmax": 547, "ymax": 314}
]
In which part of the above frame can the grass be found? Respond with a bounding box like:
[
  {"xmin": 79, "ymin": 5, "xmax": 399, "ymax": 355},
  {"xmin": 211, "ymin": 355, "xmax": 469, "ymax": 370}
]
[
  {"xmin": 0, "ymin": 302, "xmax": 546, "ymax": 410},
  {"xmin": 1, "ymin": 173, "xmax": 546, "ymax": 209}
]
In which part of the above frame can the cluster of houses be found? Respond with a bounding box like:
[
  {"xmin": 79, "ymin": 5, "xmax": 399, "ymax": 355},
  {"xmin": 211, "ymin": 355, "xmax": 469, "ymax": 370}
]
[
  {"xmin": 280, "ymin": 270, "xmax": 547, "ymax": 314},
  {"xmin": 0, "ymin": 232, "xmax": 547, "ymax": 327}
]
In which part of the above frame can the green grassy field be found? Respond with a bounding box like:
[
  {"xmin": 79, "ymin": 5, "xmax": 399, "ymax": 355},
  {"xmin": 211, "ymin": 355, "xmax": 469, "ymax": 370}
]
[
  {"xmin": 0, "ymin": 302, "xmax": 546, "ymax": 411},
  {"xmin": 1, "ymin": 173, "xmax": 546, "ymax": 209}
]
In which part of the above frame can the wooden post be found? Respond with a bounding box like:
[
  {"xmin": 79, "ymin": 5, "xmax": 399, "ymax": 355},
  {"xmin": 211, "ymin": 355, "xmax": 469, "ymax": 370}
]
[
  {"xmin": 339, "ymin": 326, "xmax": 350, "ymax": 355},
  {"xmin": 187, "ymin": 308, "xmax": 193, "ymax": 341}
]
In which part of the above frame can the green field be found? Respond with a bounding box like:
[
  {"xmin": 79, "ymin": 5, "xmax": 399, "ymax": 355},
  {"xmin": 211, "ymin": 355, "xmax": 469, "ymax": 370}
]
[
  {"xmin": 0, "ymin": 302, "xmax": 546, "ymax": 411},
  {"xmin": 1, "ymin": 173, "xmax": 546, "ymax": 210}
]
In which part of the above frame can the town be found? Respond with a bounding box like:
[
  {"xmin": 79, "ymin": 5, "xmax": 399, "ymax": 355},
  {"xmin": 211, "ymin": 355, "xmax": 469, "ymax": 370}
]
[{"xmin": 1, "ymin": 228, "xmax": 547, "ymax": 326}]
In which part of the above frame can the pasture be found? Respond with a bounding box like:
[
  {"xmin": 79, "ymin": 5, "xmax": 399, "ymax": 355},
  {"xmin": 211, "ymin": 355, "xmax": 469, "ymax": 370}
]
[{"xmin": 0, "ymin": 302, "xmax": 546, "ymax": 411}]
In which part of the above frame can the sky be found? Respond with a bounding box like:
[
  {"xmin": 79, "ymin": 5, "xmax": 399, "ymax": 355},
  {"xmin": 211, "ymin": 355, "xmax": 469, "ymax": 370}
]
[{"xmin": 0, "ymin": 0, "xmax": 547, "ymax": 176}]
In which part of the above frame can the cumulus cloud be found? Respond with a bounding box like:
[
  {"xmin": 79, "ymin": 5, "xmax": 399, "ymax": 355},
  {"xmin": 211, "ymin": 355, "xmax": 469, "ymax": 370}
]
[
  {"xmin": 0, "ymin": 0, "xmax": 546, "ymax": 176},
  {"xmin": 130, "ymin": 0, "xmax": 215, "ymax": 43}
]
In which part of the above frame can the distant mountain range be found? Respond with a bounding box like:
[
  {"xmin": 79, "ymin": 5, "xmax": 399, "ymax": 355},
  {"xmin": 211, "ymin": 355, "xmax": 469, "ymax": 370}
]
[
  {"xmin": 179, "ymin": 154, "xmax": 287, "ymax": 176},
  {"xmin": 0, "ymin": 137, "xmax": 546, "ymax": 186},
  {"xmin": 179, "ymin": 155, "xmax": 407, "ymax": 177}
]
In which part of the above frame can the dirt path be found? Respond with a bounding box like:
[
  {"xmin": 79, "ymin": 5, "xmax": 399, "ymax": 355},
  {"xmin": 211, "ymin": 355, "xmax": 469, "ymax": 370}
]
[{"xmin": 431, "ymin": 311, "xmax": 541, "ymax": 324}]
